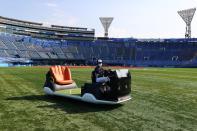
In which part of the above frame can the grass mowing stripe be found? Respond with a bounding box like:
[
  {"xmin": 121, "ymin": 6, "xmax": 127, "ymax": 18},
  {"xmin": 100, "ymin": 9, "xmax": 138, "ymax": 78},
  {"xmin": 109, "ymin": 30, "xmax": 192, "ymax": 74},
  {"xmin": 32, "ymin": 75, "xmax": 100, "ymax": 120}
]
[{"xmin": 0, "ymin": 67, "xmax": 197, "ymax": 131}]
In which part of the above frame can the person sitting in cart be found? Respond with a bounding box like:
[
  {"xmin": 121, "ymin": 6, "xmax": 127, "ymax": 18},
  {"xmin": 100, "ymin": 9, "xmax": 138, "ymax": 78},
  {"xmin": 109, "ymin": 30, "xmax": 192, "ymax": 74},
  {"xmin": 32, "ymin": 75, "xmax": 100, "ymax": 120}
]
[{"xmin": 92, "ymin": 59, "xmax": 110, "ymax": 83}]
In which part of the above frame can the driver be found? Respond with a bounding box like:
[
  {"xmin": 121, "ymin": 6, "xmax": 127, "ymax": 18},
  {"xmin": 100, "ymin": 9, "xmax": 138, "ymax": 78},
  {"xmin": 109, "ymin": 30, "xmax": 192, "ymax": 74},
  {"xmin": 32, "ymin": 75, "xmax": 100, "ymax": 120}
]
[{"xmin": 92, "ymin": 59, "xmax": 110, "ymax": 83}]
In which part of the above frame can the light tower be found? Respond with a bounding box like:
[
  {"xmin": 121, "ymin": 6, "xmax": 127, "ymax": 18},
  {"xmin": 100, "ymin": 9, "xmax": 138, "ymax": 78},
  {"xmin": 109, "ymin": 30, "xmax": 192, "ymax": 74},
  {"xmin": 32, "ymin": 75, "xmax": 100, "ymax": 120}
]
[
  {"xmin": 99, "ymin": 17, "xmax": 114, "ymax": 37},
  {"xmin": 178, "ymin": 8, "xmax": 196, "ymax": 38}
]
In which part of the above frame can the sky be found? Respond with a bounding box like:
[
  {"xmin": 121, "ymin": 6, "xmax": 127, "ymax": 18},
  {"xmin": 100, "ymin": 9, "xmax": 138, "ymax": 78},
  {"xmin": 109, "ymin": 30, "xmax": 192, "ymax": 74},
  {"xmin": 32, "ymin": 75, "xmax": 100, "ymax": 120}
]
[{"xmin": 0, "ymin": 0, "xmax": 197, "ymax": 38}]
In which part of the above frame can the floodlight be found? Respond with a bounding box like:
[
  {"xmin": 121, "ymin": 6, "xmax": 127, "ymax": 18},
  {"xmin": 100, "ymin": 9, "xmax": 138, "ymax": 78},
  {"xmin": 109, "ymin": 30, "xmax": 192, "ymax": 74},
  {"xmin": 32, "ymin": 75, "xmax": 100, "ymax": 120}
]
[
  {"xmin": 99, "ymin": 17, "xmax": 113, "ymax": 37},
  {"xmin": 178, "ymin": 8, "xmax": 196, "ymax": 38}
]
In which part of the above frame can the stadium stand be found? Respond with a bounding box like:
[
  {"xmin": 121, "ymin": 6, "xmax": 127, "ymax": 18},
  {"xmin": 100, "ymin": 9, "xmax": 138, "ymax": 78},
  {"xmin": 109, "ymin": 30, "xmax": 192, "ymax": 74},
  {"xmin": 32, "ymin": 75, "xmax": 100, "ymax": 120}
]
[
  {"xmin": 0, "ymin": 16, "xmax": 197, "ymax": 67},
  {"xmin": 28, "ymin": 51, "xmax": 40, "ymax": 59},
  {"xmin": 0, "ymin": 50, "xmax": 8, "ymax": 57}
]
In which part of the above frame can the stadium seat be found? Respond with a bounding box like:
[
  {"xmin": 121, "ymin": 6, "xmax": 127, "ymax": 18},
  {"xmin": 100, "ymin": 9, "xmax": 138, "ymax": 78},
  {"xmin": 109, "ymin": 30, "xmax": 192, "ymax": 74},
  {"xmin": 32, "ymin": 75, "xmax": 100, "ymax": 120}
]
[{"xmin": 50, "ymin": 66, "xmax": 74, "ymax": 85}]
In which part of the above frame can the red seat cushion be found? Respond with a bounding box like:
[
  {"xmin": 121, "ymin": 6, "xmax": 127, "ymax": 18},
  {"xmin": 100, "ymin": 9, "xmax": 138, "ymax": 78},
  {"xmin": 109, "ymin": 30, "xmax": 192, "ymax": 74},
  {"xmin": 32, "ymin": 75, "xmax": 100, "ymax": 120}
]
[{"xmin": 50, "ymin": 66, "xmax": 74, "ymax": 85}]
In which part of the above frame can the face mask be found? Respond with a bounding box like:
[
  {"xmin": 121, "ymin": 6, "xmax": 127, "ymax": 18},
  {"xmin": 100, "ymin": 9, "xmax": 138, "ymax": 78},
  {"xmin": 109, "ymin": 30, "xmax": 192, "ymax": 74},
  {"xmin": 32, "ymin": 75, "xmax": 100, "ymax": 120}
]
[{"xmin": 98, "ymin": 63, "xmax": 102, "ymax": 67}]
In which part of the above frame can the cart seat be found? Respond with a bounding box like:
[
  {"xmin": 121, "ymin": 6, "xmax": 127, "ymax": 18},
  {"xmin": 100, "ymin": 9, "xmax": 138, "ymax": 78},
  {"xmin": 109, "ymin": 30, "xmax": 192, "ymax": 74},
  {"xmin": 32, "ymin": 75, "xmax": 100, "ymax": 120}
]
[{"xmin": 50, "ymin": 66, "xmax": 74, "ymax": 85}]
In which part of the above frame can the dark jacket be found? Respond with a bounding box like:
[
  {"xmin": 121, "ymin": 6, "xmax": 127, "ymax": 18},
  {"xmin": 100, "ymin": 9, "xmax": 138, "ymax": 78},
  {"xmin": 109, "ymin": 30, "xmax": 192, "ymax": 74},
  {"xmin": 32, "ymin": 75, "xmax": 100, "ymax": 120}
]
[{"xmin": 92, "ymin": 66, "xmax": 105, "ymax": 83}]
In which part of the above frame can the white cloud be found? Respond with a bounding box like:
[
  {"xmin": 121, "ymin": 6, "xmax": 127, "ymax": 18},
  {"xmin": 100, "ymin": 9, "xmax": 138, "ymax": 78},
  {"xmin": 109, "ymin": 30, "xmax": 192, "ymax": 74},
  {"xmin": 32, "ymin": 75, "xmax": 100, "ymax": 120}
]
[
  {"xmin": 67, "ymin": 16, "xmax": 79, "ymax": 26},
  {"xmin": 42, "ymin": 12, "xmax": 79, "ymax": 27},
  {"xmin": 42, "ymin": 16, "xmax": 79, "ymax": 27},
  {"xmin": 109, "ymin": 27, "xmax": 131, "ymax": 38},
  {"xmin": 45, "ymin": 3, "xmax": 58, "ymax": 7},
  {"xmin": 49, "ymin": 9, "xmax": 79, "ymax": 26},
  {"xmin": 42, "ymin": 2, "xmax": 80, "ymax": 27}
]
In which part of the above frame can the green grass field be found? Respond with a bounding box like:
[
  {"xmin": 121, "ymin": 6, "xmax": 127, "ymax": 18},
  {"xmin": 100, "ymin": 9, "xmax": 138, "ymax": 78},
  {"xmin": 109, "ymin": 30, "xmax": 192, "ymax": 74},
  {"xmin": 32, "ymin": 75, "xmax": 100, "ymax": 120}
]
[{"xmin": 0, "ymin": 67, "xmax": 197, "ymax": 131}]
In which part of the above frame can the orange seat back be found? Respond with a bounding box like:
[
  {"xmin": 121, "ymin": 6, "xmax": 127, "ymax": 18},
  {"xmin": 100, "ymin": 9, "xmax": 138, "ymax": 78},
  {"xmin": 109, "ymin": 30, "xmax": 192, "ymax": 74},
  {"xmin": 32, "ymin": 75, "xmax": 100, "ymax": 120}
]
[{"xmin": 50, "ymin": 66, "xmax": 73, "ymax": 84}]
